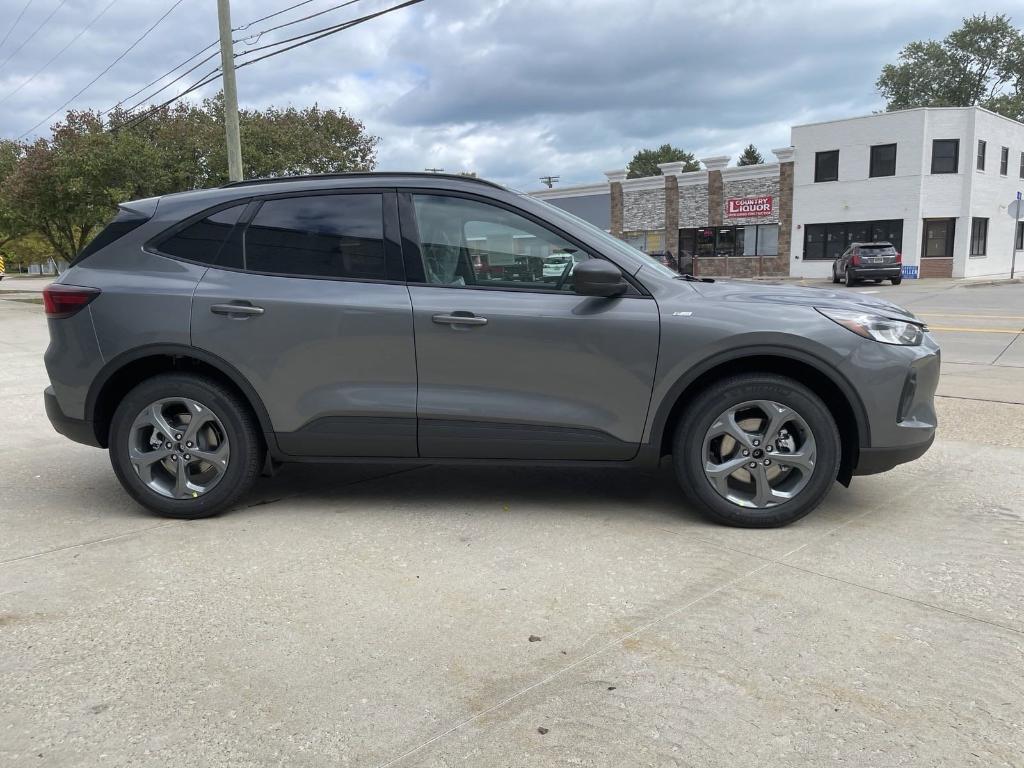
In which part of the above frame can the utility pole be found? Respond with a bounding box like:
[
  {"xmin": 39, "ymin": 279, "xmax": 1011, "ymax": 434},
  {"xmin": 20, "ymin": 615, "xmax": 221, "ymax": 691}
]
[
  {"xmin": 217, "ymin": 0, "xmax": 243, "ymax": 182},
  {"xmin": 424, "ymin": 167, "xmax": 444, "ymax": 173},
  {"xmin": 539, "ymin": 175, "xmax": 560, "ymax": 189}
]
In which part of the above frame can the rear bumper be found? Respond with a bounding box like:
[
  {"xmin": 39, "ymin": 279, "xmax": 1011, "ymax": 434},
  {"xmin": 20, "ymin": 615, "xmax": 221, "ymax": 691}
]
[
  {"xmin": 44, "ymin": 386, "xmax": 100, "ymax": 448},
  {"xmin": 850, "ymin": 266, "xmax": 901, "ymax": 279}
]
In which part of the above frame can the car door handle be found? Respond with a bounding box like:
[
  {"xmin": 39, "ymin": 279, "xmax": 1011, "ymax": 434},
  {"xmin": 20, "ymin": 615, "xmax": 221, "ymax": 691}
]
[
  {"xmin": 432, "ymin": 313, "xmax": 488, "ymax": 327},
  {"xmin": 210, "ymin": 303, "xmax": 264, "ymax": 317}
]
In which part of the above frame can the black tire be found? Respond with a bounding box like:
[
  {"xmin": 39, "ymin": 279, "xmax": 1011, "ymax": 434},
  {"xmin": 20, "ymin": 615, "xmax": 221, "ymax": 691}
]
[
  {"xmin": 844, "ymin": 269, "xmax": 856, "ymax": 287},
  {"xmin": 831, "ymin": 266, "xmax": 840, "ymax": 284},
  {"xmin": 672, "ymin": 374, "xmax": 841, "ymax": 528},
  {"xmin": 891, "ymin": 277, "xmax": 902, "ymax": 285},
  {"xmin": 109, "ymin": 373, "xmax": 263, "ymax": 519}
]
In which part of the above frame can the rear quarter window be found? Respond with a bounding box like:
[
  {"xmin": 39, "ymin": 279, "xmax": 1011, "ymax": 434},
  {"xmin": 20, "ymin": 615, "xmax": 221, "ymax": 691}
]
[
  {"xmin": 157, "ymin": 204, "xmax": 247, "ymax": 267},
  {"xmin": 72, "ymin": 208, "xmax": 151, "ymax": 265}
]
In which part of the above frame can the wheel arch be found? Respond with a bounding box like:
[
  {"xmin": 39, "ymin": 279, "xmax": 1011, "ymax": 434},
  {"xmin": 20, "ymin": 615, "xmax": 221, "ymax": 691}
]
[
  {"xmin": 86, "ymin": 344, "xmax": 277, "ymax": 453},
  {"xmin": 650, "ymin": 347, "xmax": 869, "ymax": 485}
]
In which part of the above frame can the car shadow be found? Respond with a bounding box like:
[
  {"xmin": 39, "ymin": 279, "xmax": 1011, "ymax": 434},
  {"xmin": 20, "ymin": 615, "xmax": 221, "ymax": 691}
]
[{"xmin": 240, "ymin": 459, "xmax": 705, "ymax": 524}]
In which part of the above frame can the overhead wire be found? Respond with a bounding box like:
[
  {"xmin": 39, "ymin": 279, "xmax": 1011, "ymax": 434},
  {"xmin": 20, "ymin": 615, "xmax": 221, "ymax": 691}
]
[
  {"xmin": 0, "ymin": 0, "xmax": 70, "ymax": 75},
  {"xmin": 117, "ymin": 0, "xmax": 425, "ymax": 133},
  {"xmin": 0, "ymin": 0, "xmax": 36, "ymax": 53},
  {"xmin": 103, "ymin": 42, "xmax": 218, "ymax": 116},
  {"xmin": 235, "ymin": 0, "xmax": 364, "ymax": 44},
  {"xmin": 0, "ymin": 0, "xmax": 120, "ymax": 107},
  {"xmin": 17, "ymin": 0, "xmax": 187, "ymax": 138}
]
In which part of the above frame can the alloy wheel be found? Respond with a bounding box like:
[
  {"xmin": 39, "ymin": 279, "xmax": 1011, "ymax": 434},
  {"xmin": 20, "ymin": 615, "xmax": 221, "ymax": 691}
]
[
  {"xmin": 701, "ymin": 400, "xmax": 816, "ymax": 509},
  {"xmin": 128, "ymin": 397, "xmax": 230, "ymax": 499}
]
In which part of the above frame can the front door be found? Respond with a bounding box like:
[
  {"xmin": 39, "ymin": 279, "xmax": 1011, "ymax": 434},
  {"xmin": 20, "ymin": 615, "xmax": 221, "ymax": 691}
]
[
  {"xmin": 190, "ymin": 190, "xmax": 418, "ymax": 458},
  {"xmin": 401, "ymin": 193, "xmax": 660, "ymax": 460}
]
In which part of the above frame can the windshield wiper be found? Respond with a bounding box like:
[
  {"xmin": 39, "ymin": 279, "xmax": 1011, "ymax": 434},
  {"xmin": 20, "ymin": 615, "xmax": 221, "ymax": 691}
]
[{"xmin": 674, "ymin": 274, "xmax": 715, "ymax": 283}]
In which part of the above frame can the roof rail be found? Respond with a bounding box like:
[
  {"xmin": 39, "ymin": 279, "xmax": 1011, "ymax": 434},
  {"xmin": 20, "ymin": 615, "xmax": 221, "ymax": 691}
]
[{"xmin": 221, "ymin": 171, "xmax": 507, "ymax": 190}]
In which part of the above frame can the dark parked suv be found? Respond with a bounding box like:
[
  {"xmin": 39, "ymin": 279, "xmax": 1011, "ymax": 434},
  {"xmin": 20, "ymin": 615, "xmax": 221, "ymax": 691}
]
[
  {"xmin": 832, "ymin": 241, "xmax": 903, "ymax": 286},
  {"xmin": 43, "ymin": 173, "xmax": 939, "ymax": 527}
]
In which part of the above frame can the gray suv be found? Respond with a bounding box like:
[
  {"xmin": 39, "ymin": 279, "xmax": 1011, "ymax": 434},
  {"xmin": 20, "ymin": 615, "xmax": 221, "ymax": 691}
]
[{"xmin": 43, "ymin": 173, "xmax": 939, "ymax": 527}]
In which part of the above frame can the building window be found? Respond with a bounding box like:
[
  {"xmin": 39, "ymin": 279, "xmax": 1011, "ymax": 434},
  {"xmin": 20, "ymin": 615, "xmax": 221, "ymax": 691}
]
[
  {"xmin": 802, "ymin": 220, "xmax": 904, "ymax": 260},
  {"xmin": 1020, "ymin": 151, "xmax": 1024, "ymax": 179},
  {"xmin": 621, "ymin": 230, "xmax": 664, "ymax": 254},
  {"xmin": 680, "ymin": 224, "xmax": 778, "ymax": 258},
  {"xmin": 977, "ymin": 140, "xmax": 986, "ymax": 171},
  {"xmin": 933, "ymin": 140, "xmax": 954, "ymax": 174},
  {"xmin": 931, "ymin": 139, "xmax": 959, "ymax": 174},
  {"xmin": 1016, "ymin": 221, "xmax": 1024, "ymax": 251},
  {"xmin": 922, "ymin": 219, "xmax": 955, "ymax": 258},
  {"xmin": 869, "ymin": 144, "xmax": 897, "ymax": 177},
  {"xmin": 1001, "ymin": 146, "xmax": 1009, "ymax": 175},
  {"xmin": 814, "ymin": 150, "xmax": 839, "ymax": 182},
  {"xmin": 970, "ymin": 217, "xmax": 988, "ymax": 256}
]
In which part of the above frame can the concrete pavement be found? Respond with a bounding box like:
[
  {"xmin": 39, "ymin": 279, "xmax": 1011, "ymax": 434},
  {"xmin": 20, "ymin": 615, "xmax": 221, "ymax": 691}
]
[{"xmin": 1, "ymin": 283, "xmax": 1022, "ymax": 767}]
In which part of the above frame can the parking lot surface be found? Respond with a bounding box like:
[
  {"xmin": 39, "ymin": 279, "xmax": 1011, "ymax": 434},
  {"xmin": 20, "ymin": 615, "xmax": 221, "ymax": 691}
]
[{"xmin": 1, "ymin": 278, "xmax": 1022, "ymax": 767}]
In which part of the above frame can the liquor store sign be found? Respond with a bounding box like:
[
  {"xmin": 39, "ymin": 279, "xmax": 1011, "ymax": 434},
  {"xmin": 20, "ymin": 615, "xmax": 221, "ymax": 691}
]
[{"xmin": 726, "ymin": 195, "xmax": 773, "ymax": 218}]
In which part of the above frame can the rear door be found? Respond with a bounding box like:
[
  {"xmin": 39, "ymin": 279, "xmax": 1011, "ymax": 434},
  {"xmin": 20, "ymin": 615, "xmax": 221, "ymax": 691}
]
[
  {"xmin": 187, "ymin": 190, "xmax": 418, "ymax": 457},
  {"xmin": 400, "ymin": 192, "xmax": 660, "ymax": 460}
]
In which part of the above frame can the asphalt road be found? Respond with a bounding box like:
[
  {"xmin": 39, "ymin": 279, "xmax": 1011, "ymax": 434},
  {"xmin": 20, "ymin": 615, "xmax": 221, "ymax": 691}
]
[{"xmin": 1, "ymin": 277, "xmax": 1022, "ymax": 767}]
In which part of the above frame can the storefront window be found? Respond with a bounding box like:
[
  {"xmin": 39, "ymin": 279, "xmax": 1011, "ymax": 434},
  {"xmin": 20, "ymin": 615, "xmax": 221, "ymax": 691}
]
[
  {"xmin": 803, "ymin": 220, "xmax": 904, "ymax": 260},
  {"xmin": 756, "ymin": 224, "xmax": 779, "ymax": 255},
  {"xmin": 696, "ymin": 228, "xmax": 715, "ymax": 258},
  {"xmin": 715, "ymin": 227, "xmax": 735, "ymax": 257}
]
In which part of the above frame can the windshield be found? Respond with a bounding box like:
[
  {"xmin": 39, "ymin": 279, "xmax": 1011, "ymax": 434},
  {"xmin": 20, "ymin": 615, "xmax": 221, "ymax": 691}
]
[{"xmin": 526, "ymin": 196, "xmax": 680, "ymax": 278}]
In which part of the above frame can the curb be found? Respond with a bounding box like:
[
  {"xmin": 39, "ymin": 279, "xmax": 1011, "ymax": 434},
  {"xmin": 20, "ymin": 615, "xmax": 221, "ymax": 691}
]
[{"xmin": 962, "ymin": 278, "xmax": 1023, "ymax": 288}]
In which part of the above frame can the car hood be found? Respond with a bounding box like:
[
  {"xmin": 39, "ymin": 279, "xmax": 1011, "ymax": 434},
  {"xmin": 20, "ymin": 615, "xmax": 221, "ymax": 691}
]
[{"xmin": 686, "ymin": 279, "xmax": 921, "ymax": 321}]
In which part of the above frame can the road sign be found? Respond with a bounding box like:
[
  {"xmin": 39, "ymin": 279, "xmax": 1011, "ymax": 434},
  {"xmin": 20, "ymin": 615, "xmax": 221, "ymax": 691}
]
[{"xmin": 1009, "ymin": 199, "xmax": 1024, "ymax": 219}]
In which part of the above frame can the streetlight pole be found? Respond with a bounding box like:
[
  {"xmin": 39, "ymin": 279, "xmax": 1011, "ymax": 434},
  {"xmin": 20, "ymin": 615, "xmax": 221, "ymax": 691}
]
[{"xmin": 217, "ymin": 0, "xmax": 243, "ymax": 182}]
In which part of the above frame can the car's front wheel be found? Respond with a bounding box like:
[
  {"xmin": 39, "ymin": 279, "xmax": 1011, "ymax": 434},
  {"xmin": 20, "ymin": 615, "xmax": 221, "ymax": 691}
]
[
  {"xmin": 109, "ymin": 373, "xmax": 262, "ymax": 519},
  {"xmin": 831, "ymin": 266, "xmax": 841, "ymax": 284},
  {"xmin": 672, "ymin": 374, "xmax": 841, "ymax": 527}
]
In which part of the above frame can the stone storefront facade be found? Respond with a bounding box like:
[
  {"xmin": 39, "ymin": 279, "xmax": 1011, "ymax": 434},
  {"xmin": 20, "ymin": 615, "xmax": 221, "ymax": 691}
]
[{"xmin": 610, "ymin": 148, "xmax": 795, "ymax": 277}]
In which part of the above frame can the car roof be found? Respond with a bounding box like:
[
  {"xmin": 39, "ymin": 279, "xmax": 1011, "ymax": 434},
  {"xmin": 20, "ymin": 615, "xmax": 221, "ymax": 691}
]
[
  {"xmin": 851, "ymin": 241, "xmax": 894, "ymax": 247},
  {"xmin": 221, "ymin": 171, "xmax": 508, "ymax": 192}
]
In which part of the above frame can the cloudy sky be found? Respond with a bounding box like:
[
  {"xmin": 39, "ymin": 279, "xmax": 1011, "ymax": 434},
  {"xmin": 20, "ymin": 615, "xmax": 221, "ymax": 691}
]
[{"xmin": 0, "ymin": 0, "xmax": 1012, "ymax": 189}]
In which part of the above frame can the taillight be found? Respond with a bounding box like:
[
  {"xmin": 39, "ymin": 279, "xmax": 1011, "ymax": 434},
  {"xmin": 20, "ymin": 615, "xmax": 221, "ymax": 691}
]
[
  {"xmin": 895, "ymin": 251, "xmax": 903, "ymax": 263},
  {"xmin": 43, "ymin": 284, "xmax": 100, "ymax": 318},
  {"xmin": 850, "ymin": 253, "xmax": 860, "ymax": 266}
]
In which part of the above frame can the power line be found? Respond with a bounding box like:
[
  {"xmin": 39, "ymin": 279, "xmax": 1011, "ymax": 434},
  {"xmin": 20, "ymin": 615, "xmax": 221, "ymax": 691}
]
[
  {"xmin": 0, "ymin": 0, "xmax": 120, "ymax": 107},
  {"xmin": 234, "ymin": 0, "xmax": 425, "ymax": 66},
  {"xmin": 232, "ymin": 0, "xmax": 316, "ymax": 32},
  {"xmin": 104, "ymin": 44, "xmax": 218, "ymax": 117},
  {"xmin": 117, "ymin": 0, "xmax": 426, "ymax": 134},
  {"xmin": 236, "ymin": 0, "xmax": 364, "ymax": 44},
  {"xmin": 17, "ymin": 0, "xmax": 187, "ymax": 139},
  {"xmin": 0, "ymin": 0, "xmax": 70, "ymax": 76},
  {"xmin": 102, "ymin": 1, "xmax": 343, "ymax": 121},
  {"xmin": 0, "ymin": 0, "xmax": 35, "ymax": 54}
]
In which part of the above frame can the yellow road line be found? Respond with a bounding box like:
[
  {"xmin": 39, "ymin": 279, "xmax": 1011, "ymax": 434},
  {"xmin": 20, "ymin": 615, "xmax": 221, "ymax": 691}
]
[
  {"xmin": 928, "ymin": 325, "xmax": 1023, "ymax": 334},
  {"xmin": 918, "ymin": 312, "xmax": 1024, "ymax": 321}
]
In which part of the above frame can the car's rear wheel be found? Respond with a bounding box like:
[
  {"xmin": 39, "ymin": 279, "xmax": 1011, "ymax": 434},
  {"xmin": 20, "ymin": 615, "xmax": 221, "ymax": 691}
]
[
  {"xmin": 845, "ymin": 269, "xmax": 856, "ymax": 287},
  {"xmin": 672, "ymin": 374, "xmax": 841, "ymax": 527},
  {"xmin": 892, "ymin": 276, "xmax": 902, "ymax": 285},
  {"xmin": 109, "ymin": 373, "xmax": 262, "ymax": 519}
]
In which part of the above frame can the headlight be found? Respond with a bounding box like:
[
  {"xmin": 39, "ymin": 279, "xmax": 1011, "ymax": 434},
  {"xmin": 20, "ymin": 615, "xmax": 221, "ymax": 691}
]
[{"xmin": 816, "ymin": 307, "xmax": 925, "ymax": 346}]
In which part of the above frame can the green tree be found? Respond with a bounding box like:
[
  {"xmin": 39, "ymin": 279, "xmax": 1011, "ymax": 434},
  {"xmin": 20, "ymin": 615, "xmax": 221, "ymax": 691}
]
[
  {"xmin": 0, "ymin": 140, "xmax": 28, "ymax": 253},
  {"xmin": 877, "ymin": 13, "xmax": 1024, "ymax": 120},
  {"xmin": 626, "ymin": 143, "xmax": 699, "ymax": 178},
  {"xmin": 7, "ymin": 96, "xmax": 380, "ymax": 261},
  {"xmin": 736, "ymin": 144, "xmax": 764, "ymax": 166}
]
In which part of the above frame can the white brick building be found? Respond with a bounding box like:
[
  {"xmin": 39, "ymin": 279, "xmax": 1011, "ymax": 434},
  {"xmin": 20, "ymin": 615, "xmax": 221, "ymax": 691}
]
[
  {"xmin": 532, "ymin": 106, "xmax": 1024, "ymax": 279},
  {"xmin": 791, "ymin": 106, "xmax": 1024, "ymax": 279}
]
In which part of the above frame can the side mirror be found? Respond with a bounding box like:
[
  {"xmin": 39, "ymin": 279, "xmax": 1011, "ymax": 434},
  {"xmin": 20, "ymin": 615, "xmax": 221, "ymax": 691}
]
[{"xmin": 573, "ymin": 259, "xmax": 628, "ymax": 297}]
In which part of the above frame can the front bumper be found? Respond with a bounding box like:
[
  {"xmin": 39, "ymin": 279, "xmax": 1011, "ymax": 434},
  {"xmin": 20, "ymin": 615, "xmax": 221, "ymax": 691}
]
[
  {"xmin": 44, "ymin": 386, "xmax": 100, "ymax": 447},
  {"xmin": 842, "ymin": 333, "xmax": 940, "ymax": 475}
]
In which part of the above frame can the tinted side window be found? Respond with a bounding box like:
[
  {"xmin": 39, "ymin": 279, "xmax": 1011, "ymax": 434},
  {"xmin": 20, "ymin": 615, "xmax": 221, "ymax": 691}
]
[
  {"xmin": 159, "ymin": 204, "xmax": 246, "ymax": 265},
  {"xmin": 244, "ymin": 194, "xmax": 385, "ymax": 280},
  {"xmin": 411, "ymin": 195, "xmax": 591, "ymax": 292}
]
